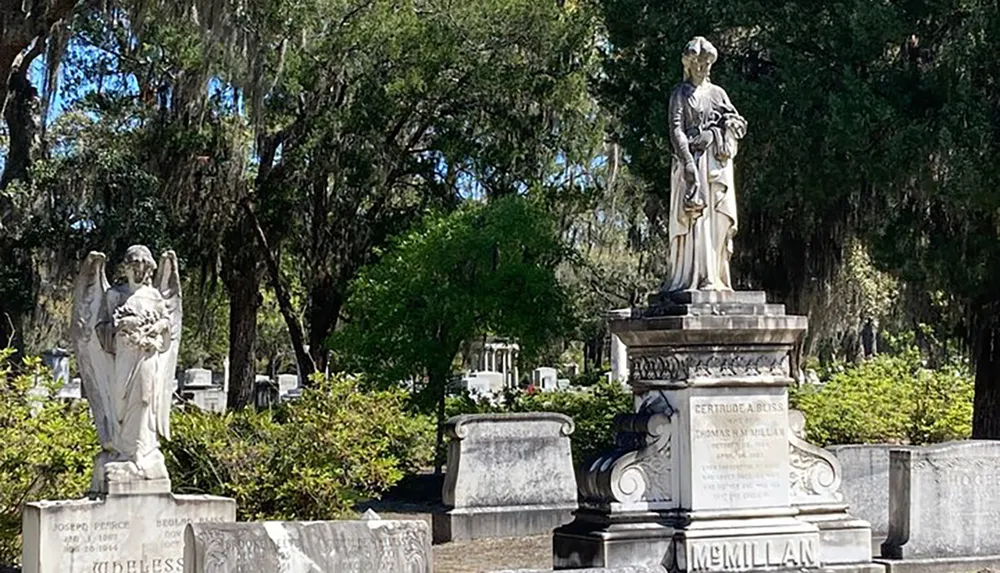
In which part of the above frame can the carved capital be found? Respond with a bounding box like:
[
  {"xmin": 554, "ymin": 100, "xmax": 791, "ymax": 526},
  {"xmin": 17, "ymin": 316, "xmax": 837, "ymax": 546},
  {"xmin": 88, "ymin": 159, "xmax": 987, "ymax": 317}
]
[{"xmin": 629, "ymin": 349, "xmax": 790, "ymax": 383}]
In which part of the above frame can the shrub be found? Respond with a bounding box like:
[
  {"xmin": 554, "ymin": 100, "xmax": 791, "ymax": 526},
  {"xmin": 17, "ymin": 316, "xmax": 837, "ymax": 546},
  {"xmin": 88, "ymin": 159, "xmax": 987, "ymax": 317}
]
[
  {"xmin": 0, "ymin": 351, "xmax": 96, "ymax": 566},
  {"xmin": 0, "ymin": 359, "xmax": 433, "ymax": 565},
  {"xmin": 791, "ymin": 345, "xmax": 973, "ymax": 446},
  {"xmin": 165, "ymin": 374, "xmax": 435, "ymax": 521}
]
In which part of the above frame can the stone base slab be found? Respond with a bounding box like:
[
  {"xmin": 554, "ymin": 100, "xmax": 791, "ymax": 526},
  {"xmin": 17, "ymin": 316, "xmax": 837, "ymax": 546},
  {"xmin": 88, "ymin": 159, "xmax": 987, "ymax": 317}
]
[
  {"xmin": 433, "ymin": 504, "xmax": 575, "ymax": 543},
  {"xmin": 22, "ymin": 492, "xmax": 235, "ymax": 573},
  {"xmin": 798, "ymin": 511, "xmax": 873, "ymax": 565},
  {"xmin": 553, "ymin": 511, "xmax": 825, "ymax": 571},
  {"xmin": 874, "ymin": 556, "xmax": 1000, "ymax": 573},
  {"xmin": 493, "ymin": 565, "xmax": 884, "ymax": 573}
]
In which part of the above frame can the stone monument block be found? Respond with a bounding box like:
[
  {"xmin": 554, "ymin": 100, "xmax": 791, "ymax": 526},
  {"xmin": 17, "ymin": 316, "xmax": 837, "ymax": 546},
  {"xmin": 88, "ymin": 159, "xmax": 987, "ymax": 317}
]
[
  {"xmin": 277, "ymin": 373, "xmax": 299, "ymax": 395},
  {"xmin": 827, "ymin": 444, "xmax": 905, "ymax": 555},
  {"xmin": 184, "ymin": 368, "xmax": 213, "ymax": 389},
  {"xmin": 187, "ymin": 387, "xmax": 227, "ymax": 413},
  {"xmin": 23, "ymin": 489, "xmax": 235, "ymax": 573},
  {"xmin": 533, "ymin": 367, "xmax": 558, "ymax": 390},
  {"xmin": 882, "ymin": 441, "xmax": 1000, "ymax": 563},
  {"xmin": 183, "ymin": 516, "xmax": 431, "ymax": 573},
  {"xmin": 434, "ymin": 413, "xmax": 577, "ymax": 542}
]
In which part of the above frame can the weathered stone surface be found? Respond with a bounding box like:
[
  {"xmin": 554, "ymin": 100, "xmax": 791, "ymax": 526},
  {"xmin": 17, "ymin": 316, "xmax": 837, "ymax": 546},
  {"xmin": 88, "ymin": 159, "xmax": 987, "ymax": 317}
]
[
  {"xmin": 827, "ymin": 444, "xmax": 905, "ymax": 554},
  {"xmin": 434, "ymin": 413, "xmax": 577, "ymax": 542},
  {"xmin": 184, "ymin": 518, "xmax": 430, "ymax": 573},
  {"xmin": 787, "ymin": 412, "xmax": 872, "ymax": 566},
  {"xmin": 882, "ymin": 441, "xmax": 1000, "ymax": 560},
  {"xmin": 556, "ymin": 289, "xmax": 875, "ymax": 573},
  {"xmin": 22, "ymin": 492, "xmax": 235, "ymax": 573},
  {"xmin": 497, "ymin": 566, "xmax": 883, "ymax": 573}
]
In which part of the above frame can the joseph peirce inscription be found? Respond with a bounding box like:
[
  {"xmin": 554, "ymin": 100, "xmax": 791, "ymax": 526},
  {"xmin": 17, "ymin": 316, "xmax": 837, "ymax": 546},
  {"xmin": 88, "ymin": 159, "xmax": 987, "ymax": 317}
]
[{"xmin": 22, "ymin": 493, "xmax": 235, "ymax": 573}]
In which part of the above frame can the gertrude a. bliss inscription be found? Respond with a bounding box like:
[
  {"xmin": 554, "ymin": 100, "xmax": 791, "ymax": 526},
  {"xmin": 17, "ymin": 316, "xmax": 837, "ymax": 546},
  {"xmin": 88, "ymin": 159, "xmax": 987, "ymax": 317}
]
[{"xmin": 689, "ymin": 392, "xmax": 789, "ymax": 510}]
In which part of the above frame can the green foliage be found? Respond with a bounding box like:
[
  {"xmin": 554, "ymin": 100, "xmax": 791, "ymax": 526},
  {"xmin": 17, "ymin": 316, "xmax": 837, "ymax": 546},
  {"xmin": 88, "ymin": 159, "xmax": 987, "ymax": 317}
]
[
  {"xmin": 333, "ymin": 196, "xmax": 574, "ymax": 412},
  {"xmin": 791, "ymin": 346, "xmax": 973, "ymax": 447},
  {"xmin": 446, "ymin": 380, "xmax": 632, "ymax": 466},
  {"xmin": 0, "ymin": 351, "xmax": 97, "ymax": 565},
  {"xmin": 165, "ymin": 374, "xmax": 434, "ymax": 521}
]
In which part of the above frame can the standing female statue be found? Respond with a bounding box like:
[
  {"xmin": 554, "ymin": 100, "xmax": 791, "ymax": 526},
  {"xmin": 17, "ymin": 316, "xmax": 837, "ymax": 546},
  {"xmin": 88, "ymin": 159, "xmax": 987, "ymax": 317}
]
[
  {"xmin": 664, "ymin": 37, "xmax": 747, "ymax": 292},
  {"xmin": 71, "ymin": 245, "xmax": 182, "ymax": 492}
]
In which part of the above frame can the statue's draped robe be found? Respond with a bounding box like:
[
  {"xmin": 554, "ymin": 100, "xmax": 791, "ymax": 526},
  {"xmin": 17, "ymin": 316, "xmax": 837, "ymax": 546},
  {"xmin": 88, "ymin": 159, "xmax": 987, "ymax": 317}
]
[
  {"xmin": 665, "ymin": 81, "xmax": 744, "ymax": 292},
  {"xmin": 96, "ymin": 284, "xmax": 172, "ymax": 479},
  {"xmin": 99, "ymin": 285, "xmax": 170, "ymax": 478}
]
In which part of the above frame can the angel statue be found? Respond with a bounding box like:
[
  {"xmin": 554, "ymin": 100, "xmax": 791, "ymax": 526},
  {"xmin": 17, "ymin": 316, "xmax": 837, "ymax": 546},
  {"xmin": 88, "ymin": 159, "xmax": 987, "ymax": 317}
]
[
  {"xmin": 71, "ymin": 245, "xmax": 182, "ymax": 493},
  {"xmin": 663, "ymin": 36, "xmax": 748, "ymax": 292}
]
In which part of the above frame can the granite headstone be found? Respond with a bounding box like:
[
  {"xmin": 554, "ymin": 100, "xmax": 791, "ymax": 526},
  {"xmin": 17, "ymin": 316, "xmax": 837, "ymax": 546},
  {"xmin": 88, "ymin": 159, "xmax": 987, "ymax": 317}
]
[
  {"xmin": 882, "ymin": 441, "xmax": 1000, "ymax": 560},
  {"xmin": 827, "ymin": 444, "xmax": 904, "ymax": 555},
  {"xmin": 434, "ymin": 413, "xmax": 577, "ymax": 542},
  {"xmin": 183, "ymin": 515, "xmax": 431, "ymax": 573}
]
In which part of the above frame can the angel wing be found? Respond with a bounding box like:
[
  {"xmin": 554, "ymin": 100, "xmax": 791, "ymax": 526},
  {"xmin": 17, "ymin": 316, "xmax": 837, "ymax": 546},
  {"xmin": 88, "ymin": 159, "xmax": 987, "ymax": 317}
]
[
  {"xmin": 71, "ymin": 251, "xmax": 116, "ymax": 449},
  {"xmin": 153, "ymin": 250, "xmax": 183, "ymax": 440}
]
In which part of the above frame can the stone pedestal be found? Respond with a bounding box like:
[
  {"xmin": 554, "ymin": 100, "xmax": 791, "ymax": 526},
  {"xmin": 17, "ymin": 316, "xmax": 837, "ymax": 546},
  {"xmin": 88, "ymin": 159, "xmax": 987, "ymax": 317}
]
[
  {"xmin": 434, "ymin": 413, "xmax": 577, "ymax": 542},
  {"xmin": 22, "ymin": 480, "xmax": 235, "ymax": 573},
  {"xmin": 553, "ymin": 291, "xmax": 874, "ymax": 572}
]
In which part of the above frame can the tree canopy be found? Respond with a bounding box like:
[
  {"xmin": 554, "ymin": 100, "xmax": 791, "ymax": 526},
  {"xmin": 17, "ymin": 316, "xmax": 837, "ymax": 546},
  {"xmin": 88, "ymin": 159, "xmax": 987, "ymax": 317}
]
[{"xmin": 1, "ymin": 0, "xmax": 999, "ymax": 435}]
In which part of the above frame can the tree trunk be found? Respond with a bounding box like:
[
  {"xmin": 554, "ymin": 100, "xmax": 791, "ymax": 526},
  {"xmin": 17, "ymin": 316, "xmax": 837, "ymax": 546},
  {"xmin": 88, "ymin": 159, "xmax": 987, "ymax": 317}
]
[
  {"xmin": 308, "ymin": 286, "xmax": 343, "ymax": 374},
  {"xmin": 0, "ymin": 57, "xmax": 41, "ymax": 357},
  {"xmin": 223, "ymin": 214, "xmax": 263, "ymax": 411},
  {"xmin": 225, "ymin": 255, "xmax": 261, "ymax": 411},
  {"xmin": 972, "ymin": 320, "xmax": 1000, "ymax": 439},
  {"xmin": 430, "ymin": 363, "xmax": 450, "ymax": 475},
  {"xmin": 240, "ymin": 197, "xmax": 316, "ymax": 380}
]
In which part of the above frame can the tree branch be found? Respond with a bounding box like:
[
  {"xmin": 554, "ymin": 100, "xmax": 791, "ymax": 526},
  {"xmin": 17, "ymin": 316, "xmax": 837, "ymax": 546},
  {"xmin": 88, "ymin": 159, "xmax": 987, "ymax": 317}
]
[{"xmin": 239, "ymin": 189, "xmax": 318, "ymax": 379}]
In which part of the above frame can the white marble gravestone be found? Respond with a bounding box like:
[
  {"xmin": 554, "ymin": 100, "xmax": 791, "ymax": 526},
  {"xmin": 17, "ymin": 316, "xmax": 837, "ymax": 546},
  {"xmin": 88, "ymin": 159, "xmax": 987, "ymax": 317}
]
[
  {"xmin": 23, "ymin": 487, "xmax": 235, "ymax": 573},
  {"xmin": 184, "ymin": 368, "xmax": 213, "ymax": 389},
  {"xmin": 276, "ymin": 373, "xmax": 299, "ymax": 396},
  {"xmin": 532, "ymin": 367, "xmax": 558, "ymax": 391}
]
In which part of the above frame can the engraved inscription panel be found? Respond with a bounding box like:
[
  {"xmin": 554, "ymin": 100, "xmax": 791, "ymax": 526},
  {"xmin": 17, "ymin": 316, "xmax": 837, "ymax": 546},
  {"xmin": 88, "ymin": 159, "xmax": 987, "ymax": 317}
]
[
  {"xmin": 690, "ymin": 392, "xmax": 789, "ymax": 510},
  {"xmin": 25, "ymin": 494, "xmax": 235, "ymax": 573}
]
